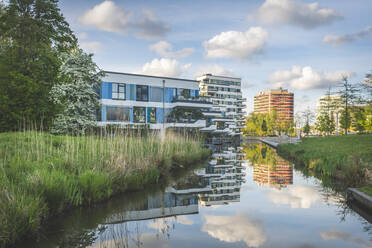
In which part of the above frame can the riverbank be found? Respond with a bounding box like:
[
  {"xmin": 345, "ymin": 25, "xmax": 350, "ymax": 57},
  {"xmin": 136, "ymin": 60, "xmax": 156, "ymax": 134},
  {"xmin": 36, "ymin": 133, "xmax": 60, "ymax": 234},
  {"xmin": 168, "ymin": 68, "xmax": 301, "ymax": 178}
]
[
  {"xmin": 0, "ymin": 131, "xmax": 210, "ymax": 247},
  {"xmin": 277, "ymin": 134, "xmax": 372, "ymax": 186}
]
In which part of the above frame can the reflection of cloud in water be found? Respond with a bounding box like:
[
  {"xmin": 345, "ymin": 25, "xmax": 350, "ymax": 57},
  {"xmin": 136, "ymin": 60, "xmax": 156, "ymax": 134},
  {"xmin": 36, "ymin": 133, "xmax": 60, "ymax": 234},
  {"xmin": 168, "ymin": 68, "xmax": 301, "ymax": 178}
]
[
  {"xmin": 147, "ymin": 215, "xmax": 194, "ymax": 232},
  {"xmin": 89, "ymin": 232, "xmax": 170, "ymax": 248},
  {"xmin": 202, "ymin": 214, "xmax": 267, "ymax": 247},
  {"xmin": 267, "ymin": 185, "xmax": 320, "ymax": 208},
  {"xmin": 319, "ymin": 228, "xmax": 372, "ymax": 247}
]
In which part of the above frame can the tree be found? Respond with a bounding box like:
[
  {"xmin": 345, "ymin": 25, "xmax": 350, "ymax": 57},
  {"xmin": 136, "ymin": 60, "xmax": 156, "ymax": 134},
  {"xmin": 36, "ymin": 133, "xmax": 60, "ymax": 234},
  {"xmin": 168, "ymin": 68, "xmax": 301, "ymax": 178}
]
[
  {"xmin": 338, "ymin": 76, "xmax": 358, "ymax": 135},
  {"xmin": 50, "ymin": 49, "xmax": 104, "ymax": 135},
  {"xmin": 301, "ymin": 107, "xmax": 315, "ymax": 136},
  {"xmin": 351, "ymin": 107, "xmax": 366, "ymax": 133},
  {"xmin": 0, "ymin": 0, "xmax": 77, "ymax": 131},
  {"xmin": 316, "ymin": 113, "xmax": 335, "ymax": 135},
  {"xmin": 303, "ymin": 122, "xmax": 311, "ymax": 136}
]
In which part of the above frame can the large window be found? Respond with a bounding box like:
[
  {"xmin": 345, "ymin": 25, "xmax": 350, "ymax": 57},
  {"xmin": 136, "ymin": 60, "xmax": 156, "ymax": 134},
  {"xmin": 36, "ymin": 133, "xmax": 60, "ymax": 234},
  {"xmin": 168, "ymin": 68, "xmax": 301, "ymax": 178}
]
[
  {"xmin": 150, "ymin": 107, "xmax": 156, "ymax": 123},
  {"xmin": 134, "ymin": 107, "xmax": 146, "ymax": 123},
  {"xmin": 150, "ymin": 87, "xmax": 163, "ymax": 102},
  {"xmin": 112, "ymin": 83, "xmax": 125, "ymax": 100},
  {"xmin": 136, "ymin": 85, "xmax": 148, "ymax": 101},
  {"xmin": 106, "ymin": 106, "xmax": 130, "ymax": 121}
]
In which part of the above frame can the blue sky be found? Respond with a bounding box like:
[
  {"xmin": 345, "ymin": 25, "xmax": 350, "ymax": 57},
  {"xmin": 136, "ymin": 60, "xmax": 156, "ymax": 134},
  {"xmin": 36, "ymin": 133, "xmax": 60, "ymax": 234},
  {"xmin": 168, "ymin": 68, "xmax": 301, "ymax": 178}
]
[{"xmin": 59, "ymin": 0, "xmax": 372, "ymax": 114}]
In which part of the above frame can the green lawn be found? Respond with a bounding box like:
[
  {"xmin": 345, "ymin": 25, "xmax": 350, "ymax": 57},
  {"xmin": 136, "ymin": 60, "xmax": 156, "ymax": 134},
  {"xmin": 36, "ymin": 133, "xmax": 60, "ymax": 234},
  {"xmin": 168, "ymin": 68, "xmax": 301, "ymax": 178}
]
[
  {"xmin": 278, "ymin": 134, "xmax": 372, "ymax": 184},
  {"xmin": 358, "ymin": 186, "xmax": 372, "ymax": 196},
  {"xmin": 0, "ymin": 131, "xmax": 209, "ymax": 247}
]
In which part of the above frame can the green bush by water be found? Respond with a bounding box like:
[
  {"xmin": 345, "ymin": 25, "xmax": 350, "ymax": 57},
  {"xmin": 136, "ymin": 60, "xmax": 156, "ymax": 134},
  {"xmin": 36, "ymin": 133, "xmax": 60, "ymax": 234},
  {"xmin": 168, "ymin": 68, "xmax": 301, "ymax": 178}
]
[
  {"xmin": 0, "ymin": 131, "xmax": 209, "ymax": 246},
  {"xmin": 277, "ymin": 134, "xmax": 372, "ymax": 185}
]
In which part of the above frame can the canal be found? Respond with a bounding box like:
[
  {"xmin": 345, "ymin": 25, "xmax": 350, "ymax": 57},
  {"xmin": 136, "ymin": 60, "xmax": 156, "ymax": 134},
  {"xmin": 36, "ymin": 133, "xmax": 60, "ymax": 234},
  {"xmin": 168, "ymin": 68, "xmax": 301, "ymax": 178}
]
[{"xmin": 25, "ymin": 141, "xmax": 371, "ymax": 248}]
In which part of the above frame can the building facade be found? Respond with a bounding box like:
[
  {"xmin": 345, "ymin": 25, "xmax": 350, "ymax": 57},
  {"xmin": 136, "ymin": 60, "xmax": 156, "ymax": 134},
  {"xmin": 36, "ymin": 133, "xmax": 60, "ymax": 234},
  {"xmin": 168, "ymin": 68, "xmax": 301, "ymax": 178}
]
[
  {"xmin": 254, "ymin": 88, "xmax": 294, "ymax": 122},
  {"xmin": 99, "ymin": 71, "xmax": 212, "ymax": 129},
  {"xmin": 196, "ymin": 74, "xmax": 246, "ymax": 135},
  {"xmin": 316, "ymin": 94, "xmax": 344, "ymax": 133}
]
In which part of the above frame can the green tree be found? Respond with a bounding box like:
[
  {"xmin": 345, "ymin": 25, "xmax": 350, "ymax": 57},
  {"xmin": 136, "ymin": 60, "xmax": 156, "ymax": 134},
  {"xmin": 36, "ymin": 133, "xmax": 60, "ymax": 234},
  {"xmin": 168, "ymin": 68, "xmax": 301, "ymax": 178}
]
[
  {"xmin": 338, "ymin": 76, "xmax": 358, "ymax": 135},
  {"xmin": 316, "ymin": 113, "xmax": 335, "ymax": 135},
  {"xmin": 340, "ymin": 109, "xmax": 351, "ymax": 133},
  {"xmin": 0, "ymin": 0, "xmax": 77, "ymax": 131},
  {"xmin": 351, "ymin": 107, "xmax": 366, "ymax": 133},
  {"xmin": 303, "ymin": 121, "xmax": 311, "ymax": 136},
  {"xmin": 50, "ymin": 49, "xmax": 104, "ymax": 135}
]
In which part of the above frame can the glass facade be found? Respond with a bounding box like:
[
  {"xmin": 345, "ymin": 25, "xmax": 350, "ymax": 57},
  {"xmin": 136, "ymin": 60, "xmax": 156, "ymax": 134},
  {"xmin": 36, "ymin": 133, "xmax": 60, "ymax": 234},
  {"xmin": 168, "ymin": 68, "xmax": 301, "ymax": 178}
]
[
  {"xmin": 150, "ymin": 87, "xmax": 163, "ymax": 102},
  {"xmin": 136, "ymin": 85, "xmax": 148, "ymax": 101},
  {"xmin": 112, "ymin": 83, "xmax": 125, "ymax": 100},
  {"xmin": 106, "ymin": 106, "xmax": 130, "ymax": 121},
  {"xmin": 134, "ymin": 107, "xmax": 146, "ymax": 123}
]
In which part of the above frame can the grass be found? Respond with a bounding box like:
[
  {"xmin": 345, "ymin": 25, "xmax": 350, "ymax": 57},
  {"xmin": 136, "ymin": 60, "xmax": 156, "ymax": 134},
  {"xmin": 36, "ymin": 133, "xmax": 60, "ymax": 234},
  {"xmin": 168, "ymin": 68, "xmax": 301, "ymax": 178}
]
[
  {"xmin": 277, "ymin": 134, "xmax": 372, "ymax": 186},
  {"xmin": 358, "ymin": 186, "xmax": 372, "ymax": 197},
  {"xmin": 0, "ymin": 130, "xmax": 210, "ymax": 247}
]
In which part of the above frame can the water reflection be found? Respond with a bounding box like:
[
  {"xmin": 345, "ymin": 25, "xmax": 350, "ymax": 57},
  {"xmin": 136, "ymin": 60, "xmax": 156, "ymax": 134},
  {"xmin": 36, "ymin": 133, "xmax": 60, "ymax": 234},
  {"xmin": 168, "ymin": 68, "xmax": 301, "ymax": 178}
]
[{"xmin": 24, "ymin": 142, "xmax": 371, "ymax": 248}]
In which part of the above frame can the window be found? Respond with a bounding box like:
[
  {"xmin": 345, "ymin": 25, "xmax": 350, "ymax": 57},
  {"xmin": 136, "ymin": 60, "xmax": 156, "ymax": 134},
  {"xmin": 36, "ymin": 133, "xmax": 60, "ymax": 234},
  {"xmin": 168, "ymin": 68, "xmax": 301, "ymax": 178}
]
[
  {"xmin": 151, "ymin": 87, "xmax": 163, "ymax": 102},
  {"xmin": 112, "ymin": 83, "xmax": 125, "ymax": 100},
  {"xmin": 136, "ymin": 85, "xmax": 148, "ymax": 101},
  {"xmin": 106, "ymin": 106, "xmax": 130, "ymax": 121},
  {"xmin": 150, "ymin": 107, "xmax": 157, "ymax": 123},
  {"xmin": 134, "ymin": 107, "xmax": 146, "ymax": 123}
]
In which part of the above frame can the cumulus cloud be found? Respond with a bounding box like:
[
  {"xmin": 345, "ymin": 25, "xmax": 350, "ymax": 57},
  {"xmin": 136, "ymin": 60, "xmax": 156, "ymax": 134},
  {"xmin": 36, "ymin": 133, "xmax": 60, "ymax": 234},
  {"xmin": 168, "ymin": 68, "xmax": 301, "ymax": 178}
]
[
  {"xmin": 249, "ymin": 0, "xmax": 343, "ymax": 29},
  {"xmin": 320, "ymin": 228, "xmax": 371, "ymax": 247},
  {"xmin": 150, "ymin": 41, "xmax": 194, "ymax": 58},
  {"xmin": 139, "ymin": 58, "xmax": 191, "ymax": 77},
  {"xmin": 194, "ymin": 64, "xmax": 235, "ymax": 77},
  {"xmin": 202, "ymin": 214, "xmax": 267, "ymax": 247},
  {"xmin": 147, "ymin": 216, "xmax": 193, "ymax": 232},
  {"xmin": 79, "ymin": 1, "xmax": 170, "ymax": 39},
  {"xmin": 80, "ymin": 41, "xmax": 102, "ymax": 54},
  {"xmin": 267, "ymin": 185, "xmax": 320, "ymax": 208},
  {"xmin": 203, "ymin": 27, "xmax": 268, "ymax": 60},
  {"xmin": 323, "ymin": 26, "xmax": 372, "ymax": 46},
  {"xmin": 268, "ymin": 66, "xmax": 354, "ymax": 90}
]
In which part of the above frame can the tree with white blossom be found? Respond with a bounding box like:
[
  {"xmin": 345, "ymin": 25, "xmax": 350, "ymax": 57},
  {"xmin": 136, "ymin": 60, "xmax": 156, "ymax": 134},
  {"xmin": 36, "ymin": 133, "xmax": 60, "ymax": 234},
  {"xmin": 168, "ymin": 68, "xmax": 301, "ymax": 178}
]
[{"xmin": 50, "ymin": 49, "xmax": 104, "ymax": 135}]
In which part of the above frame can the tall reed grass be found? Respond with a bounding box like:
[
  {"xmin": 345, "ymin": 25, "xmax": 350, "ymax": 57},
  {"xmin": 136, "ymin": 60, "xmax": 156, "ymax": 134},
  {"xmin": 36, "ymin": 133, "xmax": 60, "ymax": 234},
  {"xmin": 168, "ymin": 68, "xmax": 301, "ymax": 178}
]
[{"xmin": 0, "ymin": 130, "xmax": 209, "ymax": 247}]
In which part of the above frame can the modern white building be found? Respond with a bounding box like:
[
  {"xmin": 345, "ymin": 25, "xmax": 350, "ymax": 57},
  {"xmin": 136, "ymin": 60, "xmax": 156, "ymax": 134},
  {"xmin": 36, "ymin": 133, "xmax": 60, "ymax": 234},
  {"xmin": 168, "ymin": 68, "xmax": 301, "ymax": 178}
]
[
  {"xmin": 98, "ymin": 71, "xmax": 212, "ymax": 129},
  {"xmin": 196, "ymin": 74, "xmax": 246, "ymax": 136}
]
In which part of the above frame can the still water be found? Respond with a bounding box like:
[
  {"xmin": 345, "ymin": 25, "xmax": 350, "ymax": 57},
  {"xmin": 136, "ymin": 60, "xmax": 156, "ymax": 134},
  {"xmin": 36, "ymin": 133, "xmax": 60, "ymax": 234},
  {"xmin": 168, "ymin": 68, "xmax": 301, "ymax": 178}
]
[{"xmin": 27, "ymin": 142, "xmax": 371, "ymax": 248}]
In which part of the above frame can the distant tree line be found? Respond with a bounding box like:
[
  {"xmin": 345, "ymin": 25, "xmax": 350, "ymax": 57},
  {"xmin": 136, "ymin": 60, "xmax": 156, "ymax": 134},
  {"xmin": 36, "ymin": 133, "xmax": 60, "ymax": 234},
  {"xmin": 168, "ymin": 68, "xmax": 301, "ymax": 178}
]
[
  {"xmin": 244, "ymin": 109, "xmax": 295, "ymax": 136},
  {"xmin": 0, "ymin": 0, "xmax": 103, "ymax": 134}
]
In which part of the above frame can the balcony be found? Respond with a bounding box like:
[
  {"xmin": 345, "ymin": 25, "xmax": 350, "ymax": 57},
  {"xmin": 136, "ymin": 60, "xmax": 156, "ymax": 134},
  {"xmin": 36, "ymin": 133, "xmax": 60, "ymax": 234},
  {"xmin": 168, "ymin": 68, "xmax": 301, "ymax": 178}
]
[{"xmin": 172, "ymin": 96, "xmax": 211, "ymax": 104}]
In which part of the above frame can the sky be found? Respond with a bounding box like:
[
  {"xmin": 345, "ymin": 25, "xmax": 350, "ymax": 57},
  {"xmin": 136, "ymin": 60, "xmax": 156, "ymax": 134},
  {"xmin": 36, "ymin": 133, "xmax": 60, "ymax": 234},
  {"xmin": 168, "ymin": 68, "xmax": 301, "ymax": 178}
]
[{"xmin": 58, "ymin": 0, "xmax": 372, "ymax": 114}]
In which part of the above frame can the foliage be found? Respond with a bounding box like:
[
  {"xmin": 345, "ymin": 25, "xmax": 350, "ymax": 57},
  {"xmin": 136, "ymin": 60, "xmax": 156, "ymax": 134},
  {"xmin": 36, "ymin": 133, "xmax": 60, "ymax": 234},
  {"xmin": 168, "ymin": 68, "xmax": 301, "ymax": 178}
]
[
  {"xmin": 358, "ymin": 186, "xmax": 372, "ymax": 196},
  {"xmin": 315, "ymin": 113, "xmax": 335, "ymax": 135},
  {"xmin": 303, "ymin": 121, "xmax": 311, "ymax": 135},
  {"xmin": 0, "ymin": 131, "xmax": 210, "ymax": 246},
  {"xmin": 0, "ymin": 0, "xmax": 77, "ymax": 132},
  {"xmin": 50, "ymin": 49, "xmax": 104, "ymax": 135},
  {"xmin": 170, "ymin": 107, "xmax": 203, "ymax": 122},
  {"xmin": 244, "ymin": 110, "xmax": 294, "ymax": 136}
]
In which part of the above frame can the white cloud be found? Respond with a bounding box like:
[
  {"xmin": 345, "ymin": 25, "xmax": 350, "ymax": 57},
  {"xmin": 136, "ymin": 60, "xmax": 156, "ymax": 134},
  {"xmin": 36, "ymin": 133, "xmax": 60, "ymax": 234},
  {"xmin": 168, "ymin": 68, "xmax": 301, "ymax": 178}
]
[
  {"xmin": 139, "ymin": 58, "xmax": 191, "ymax": 77},
  {"xmin": 268, "ymin": 66, "xmax": 354, "ymax": 90},
  {"xmin": 203, "ymin": 27, "xmax": 268, "ymax": 60},
  {"xmin": 80, "ymin": 41, "xmax": 102, "ymax": 54},
  {"xmin": 79, "ymin": 1, "xmax": 132, "ymax": 34},
  {"xmin": 320, "ymin": 228, "xmax": 371, "ymax": 247},
  {"xmin": 78, "ymin": 32, "xmax": 88, "ymax": 40},
  {"xmin": 323, "ymin": 26, "xmax": 372, "ymax": 46},
  {"xmin": 150, "ymin": 41, "xmax": 194, "ymax": 58},
  {"xmin": 249, "ymin": 0, "xmax": 343, "ymax": 29},
  {"xmin": 194, "ymin": 64, "xmax": 235, "ymax": 77},
  {"xmin": 202, "ymin": 214, "xmax": 267, "ymax": 247},
  {"xmin": 79, "ymin": 1, "xmax": 170, "ymax": 39},
  {"xmin": 267, "ymin": 185, "xmax": 320, "ymax": 208}
]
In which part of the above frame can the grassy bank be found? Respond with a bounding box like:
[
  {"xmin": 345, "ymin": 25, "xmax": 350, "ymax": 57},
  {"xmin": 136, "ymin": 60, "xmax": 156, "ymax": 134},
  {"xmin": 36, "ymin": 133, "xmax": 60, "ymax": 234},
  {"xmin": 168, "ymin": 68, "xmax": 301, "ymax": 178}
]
[
  {"xmin": 358, "ymin": 186, "xmax": 372, "ymax": 196},
  {"xmin": 277, "ymin": 134, "xmax": 372, "ymax": 186},
  {"xmin": 0, "ymin": 131, "xmax": 210, "ymax": 247}
]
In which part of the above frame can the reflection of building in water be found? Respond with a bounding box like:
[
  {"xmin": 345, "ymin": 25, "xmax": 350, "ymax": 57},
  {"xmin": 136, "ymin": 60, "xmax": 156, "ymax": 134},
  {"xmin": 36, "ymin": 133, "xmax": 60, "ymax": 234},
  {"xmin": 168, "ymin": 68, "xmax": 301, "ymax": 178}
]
[
  {"xmin": 253, "ymin": 156, "xmax": 293, "ymax": 189},
  {"xmin": 195, "ymin": 147, "xmax": 246, "ymax": 206},
  {"xmin": 105, "ymin": 192, "xmax": 199, "ymax": 224}
]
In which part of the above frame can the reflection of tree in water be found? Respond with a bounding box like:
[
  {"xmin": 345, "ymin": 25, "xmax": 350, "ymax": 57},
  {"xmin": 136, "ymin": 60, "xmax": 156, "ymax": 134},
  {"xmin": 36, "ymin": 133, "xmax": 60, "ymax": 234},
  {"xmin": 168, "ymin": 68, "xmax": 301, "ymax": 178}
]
[{"xmin": 244, "ymin": 144, "xmax": 293, "ymax": 189}]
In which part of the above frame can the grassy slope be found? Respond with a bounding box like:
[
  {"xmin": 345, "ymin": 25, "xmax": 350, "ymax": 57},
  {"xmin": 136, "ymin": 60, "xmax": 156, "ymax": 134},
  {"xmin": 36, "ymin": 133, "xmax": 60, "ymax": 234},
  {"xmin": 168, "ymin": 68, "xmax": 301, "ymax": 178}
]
[
  {"xmin": 358, "ymin": 186, "xmax": 372, "ymax": 196},
  {"xmin": 0, "ymin": 131, "xmax": 209, "ymax": 247},
  {"xmin": 277, "ymin": 134, "xmax": 372, "ymax": 182}
]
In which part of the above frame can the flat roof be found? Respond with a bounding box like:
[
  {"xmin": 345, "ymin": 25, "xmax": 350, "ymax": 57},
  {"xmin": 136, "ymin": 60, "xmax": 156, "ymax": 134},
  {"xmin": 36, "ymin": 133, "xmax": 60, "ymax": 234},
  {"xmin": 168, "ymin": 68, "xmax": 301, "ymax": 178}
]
[
  {"xmin": 196, "ymin": 74, "xmax": 241, "ymax": 80},
  {"xmin": 104, "ymin": 70, "xmax": 198, "ymax": 83}
]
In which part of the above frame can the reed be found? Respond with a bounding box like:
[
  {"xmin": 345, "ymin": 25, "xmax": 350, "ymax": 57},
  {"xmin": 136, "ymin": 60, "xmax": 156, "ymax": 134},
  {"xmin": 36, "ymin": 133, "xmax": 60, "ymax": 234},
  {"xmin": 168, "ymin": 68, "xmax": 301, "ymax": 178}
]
[{"xmin": 0, "ymin": 130, "xmax": 209, "ymax": 247}]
